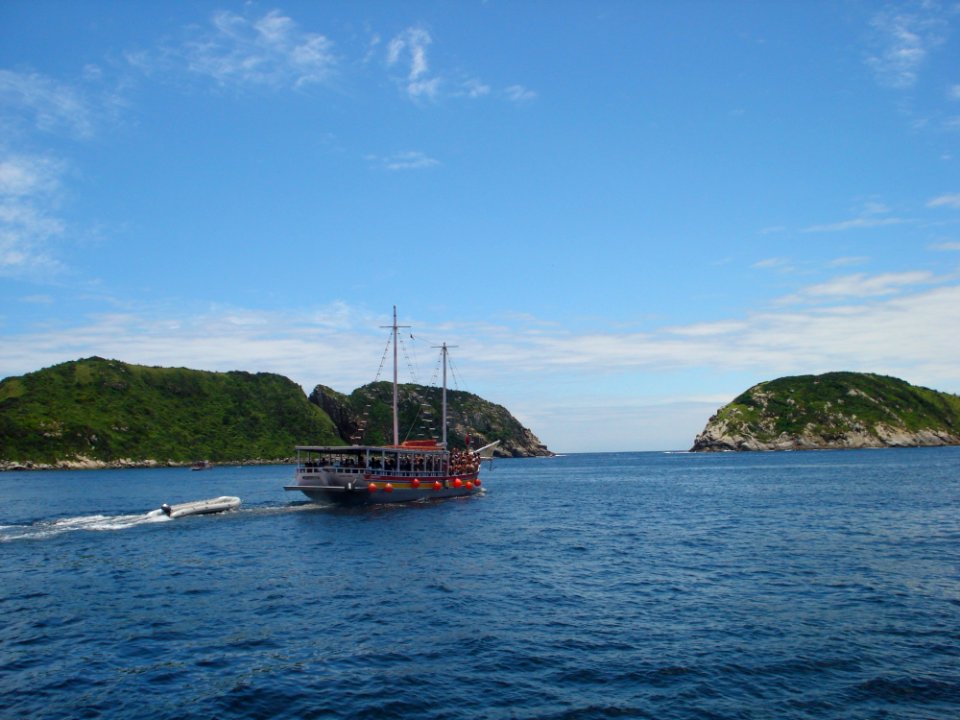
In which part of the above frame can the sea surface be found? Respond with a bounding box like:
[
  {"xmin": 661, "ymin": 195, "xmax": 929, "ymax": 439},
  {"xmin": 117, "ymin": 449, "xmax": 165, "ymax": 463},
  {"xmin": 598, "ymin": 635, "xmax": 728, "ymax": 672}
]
[{"xmin": 2, "ymin": 448, "xmax": 959, "ymax": 719}]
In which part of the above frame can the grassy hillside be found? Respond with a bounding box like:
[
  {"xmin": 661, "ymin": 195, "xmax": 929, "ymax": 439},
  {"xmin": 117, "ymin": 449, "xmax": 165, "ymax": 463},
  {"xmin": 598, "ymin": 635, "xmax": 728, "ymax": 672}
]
[
  {"xmin": 0, "ymin": 357, "xmax": 342, "ymax": 464},
  {"xmin": 692, "ymin": 371, "xmax": 960, "ymax": 451}
]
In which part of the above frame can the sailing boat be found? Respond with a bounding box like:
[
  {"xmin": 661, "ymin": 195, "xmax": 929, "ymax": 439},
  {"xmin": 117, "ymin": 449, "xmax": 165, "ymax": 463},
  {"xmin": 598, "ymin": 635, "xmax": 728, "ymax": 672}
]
[{"xmin": 284, "ymin": 307, "xmax": 499, "ymax": 505}]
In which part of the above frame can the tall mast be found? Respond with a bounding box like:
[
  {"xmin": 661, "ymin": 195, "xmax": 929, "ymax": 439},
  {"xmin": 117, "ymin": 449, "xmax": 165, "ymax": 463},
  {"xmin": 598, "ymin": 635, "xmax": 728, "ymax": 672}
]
[
  {"xmin": 381, "ymin": 306, "xmax": 409, "ymax": 446},
  {"xmin": 392, "ymin": 307, "xmax": 399, "ymax": 446},
  {"xmin": 441, "ymin": 343, "xmax": 448, "ymax": 448},
  {"xmin": 433, "ymin": 342, "xmax": 457, "ymax": 448}
]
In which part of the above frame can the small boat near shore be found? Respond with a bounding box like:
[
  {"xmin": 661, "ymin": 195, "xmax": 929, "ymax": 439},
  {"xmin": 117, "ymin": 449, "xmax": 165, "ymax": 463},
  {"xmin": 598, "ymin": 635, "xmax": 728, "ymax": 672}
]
[
  {"xmin": 160, "ymin": 496, "xmax": 241, "ymax": 518},
  {"xmin": 285, "ymin": 307, "xmax": 498, "ymax": 506}
]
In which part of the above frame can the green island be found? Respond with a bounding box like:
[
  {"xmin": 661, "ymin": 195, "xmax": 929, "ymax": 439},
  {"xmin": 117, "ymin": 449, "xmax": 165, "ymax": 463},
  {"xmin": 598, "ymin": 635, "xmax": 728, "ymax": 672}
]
[
  {"xmin": 0, "ymin": 357, "xmax": 550, "ymax": 470},
  {"xmin": 692, "ymin": 371, "xmax": 960, "ymax": 452}
]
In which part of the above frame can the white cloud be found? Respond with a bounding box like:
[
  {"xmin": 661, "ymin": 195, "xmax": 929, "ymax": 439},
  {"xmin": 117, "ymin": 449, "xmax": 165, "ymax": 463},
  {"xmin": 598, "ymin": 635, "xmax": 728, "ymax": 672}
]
[
  {"xmin": 666, "ymin": 320, "xmax": 749, "ymax": 337},
  {"xmin": 866, "ymin": 4, "xmax": 946, "ymax": 89},
  {"xmin": 450, "ymin": 280, "xmax": 960, "ymax": 390},
  {"xmin": 827, "ymin": 256, "xmax": 870, "ymax": 268},
  {"xmin": 8, "ymin": 308, "xmax": 454, "ymax": 390},
  {"xmin": 758, "ymin": 225, "xmax": 787, "ymax": 235},
  {"xmin": 505, "ymin": 84, "xmax": 537, "ymax": 102},
  {"xmin": 459, "ymin": 78, "xmax": 491, "ymax": 98},
  {"xmin": 180, "ymin": 9, "xmax": 337, "ymax": 89},
  {"xmin": 752, "ymin": 257, "xmax": 793, "ymax": 271},
  {"xmin": 775, "ymin": 271, "xmax": 937, "ymax": 305},
  {"xmin": 802, "ymin": 198, "xmax": 904, "ymax": 232},
  {"xmin": 929, "ymin": 240, "xmax": 960, "ymax": 250},
  {"xmin": 368, "ymin": 150, "xmax": 440, "ymax": 171},
  {"xmin": 0, "ymin": 154, "xmax": 63, "ymax": 197},
  {"xmin": 0, "ymin": 69, "xmax": 96, "ymax": 138},
  {"xmin": 20, "ymin": 294, "xmax": 55, "ymax": 305},
  {"xmin": 0, "ymin": 153, "xmax": 67, "ymax": 277},
  {"xmin": 927, "ymin": 193, "xmax": 960, "ymax": 208},
  {"xmin": 3, "ymin": 279, "xmax": 960, "ymax": 449},
  {"xmin": 802, "ymin": 216, "xmax": 906, "ymax": 233},
  {"xmin": 386, "ymin": 26, "xmax": 439, "ymax": 100}
]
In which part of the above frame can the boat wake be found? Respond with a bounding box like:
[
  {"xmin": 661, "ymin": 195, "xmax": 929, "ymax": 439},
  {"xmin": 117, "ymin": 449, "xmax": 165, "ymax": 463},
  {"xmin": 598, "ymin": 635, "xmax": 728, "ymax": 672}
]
[
  {"xmin": 0, "ymin": 509, "xmax": 173, "ymax": 542},
  {"xmin": 0, "ymin": 501, "xmax": 334, "ymax": 543}
]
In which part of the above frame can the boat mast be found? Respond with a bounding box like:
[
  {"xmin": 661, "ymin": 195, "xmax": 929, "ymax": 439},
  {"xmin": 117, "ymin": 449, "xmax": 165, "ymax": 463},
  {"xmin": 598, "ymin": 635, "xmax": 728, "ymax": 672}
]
[
  {"xmin": 441, "ymin": 343, "xmax": 448, "ymax": 448},
  {"xmin": 391, "ymin": 307, "xmax": 400, "ymax": 446},
  {"xmin": 382, "ymin": 306, "xmax": 409, "ymax": 447},
  {"xmin": 434, "ymin": 342, "xmax": 457, "ymax": 448}
]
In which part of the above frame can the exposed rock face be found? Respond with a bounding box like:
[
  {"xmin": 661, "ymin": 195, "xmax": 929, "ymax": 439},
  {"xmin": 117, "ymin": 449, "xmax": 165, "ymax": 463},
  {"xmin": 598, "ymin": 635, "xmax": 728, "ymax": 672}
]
[
  {"xmin": 691, "ymin": 372, "xmax": 960, "ymax": 452},
  {"xmin": 309, "ymin": 381, "xmax": 552, "ymax": 458},
  {"xmin": 309, "ymin": 385, "xmax": 362, "ymax": 443}
]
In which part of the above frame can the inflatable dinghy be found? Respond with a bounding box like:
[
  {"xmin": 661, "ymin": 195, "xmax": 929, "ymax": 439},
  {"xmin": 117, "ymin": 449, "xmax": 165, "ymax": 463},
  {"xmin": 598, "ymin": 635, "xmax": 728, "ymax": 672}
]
[{"xmin": 160, "ymin": 496, "xmax": 241, "ymax": 519}]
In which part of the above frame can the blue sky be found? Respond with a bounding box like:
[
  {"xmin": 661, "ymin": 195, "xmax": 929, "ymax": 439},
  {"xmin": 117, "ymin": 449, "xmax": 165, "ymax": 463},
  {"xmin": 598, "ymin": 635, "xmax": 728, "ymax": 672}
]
[{"xmin": 2, "ymin": 1, "xmax": 959, "ymax": 452}]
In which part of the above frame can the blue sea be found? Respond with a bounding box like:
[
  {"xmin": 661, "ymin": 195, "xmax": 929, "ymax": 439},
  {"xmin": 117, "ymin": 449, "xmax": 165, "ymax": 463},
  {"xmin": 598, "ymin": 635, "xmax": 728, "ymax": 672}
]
[{"xmin": 2, "ymin": 448, "xmax": 959, "ymax": 719}]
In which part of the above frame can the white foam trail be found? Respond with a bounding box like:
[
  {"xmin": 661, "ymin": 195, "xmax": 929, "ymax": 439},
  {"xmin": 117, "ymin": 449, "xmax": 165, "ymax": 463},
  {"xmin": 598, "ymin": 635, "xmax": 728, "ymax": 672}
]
[{"xmin": 1, "ymin": 509, "xmax": 172, "ymax": 542}]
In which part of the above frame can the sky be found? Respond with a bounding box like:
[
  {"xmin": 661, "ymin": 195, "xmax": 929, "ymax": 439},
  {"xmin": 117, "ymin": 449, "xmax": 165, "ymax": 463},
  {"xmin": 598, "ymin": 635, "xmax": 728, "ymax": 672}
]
[{"xmin": 2, "ymin": 0, "xmax": 959, "ymax": 453}]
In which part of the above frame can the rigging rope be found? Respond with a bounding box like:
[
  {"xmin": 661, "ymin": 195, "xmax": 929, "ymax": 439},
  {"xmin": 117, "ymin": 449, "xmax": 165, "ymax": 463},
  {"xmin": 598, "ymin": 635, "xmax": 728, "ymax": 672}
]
[{"xmin": 355, "ymin": 329, "xmax": 394, "ymax": 444}]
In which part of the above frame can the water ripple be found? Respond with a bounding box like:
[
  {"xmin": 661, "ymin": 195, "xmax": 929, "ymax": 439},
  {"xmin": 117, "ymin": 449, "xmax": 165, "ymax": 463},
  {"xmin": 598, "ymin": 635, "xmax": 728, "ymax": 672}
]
[{"xmin": 2, "ymin": 450, "xmax": 959, "ymax": 719}]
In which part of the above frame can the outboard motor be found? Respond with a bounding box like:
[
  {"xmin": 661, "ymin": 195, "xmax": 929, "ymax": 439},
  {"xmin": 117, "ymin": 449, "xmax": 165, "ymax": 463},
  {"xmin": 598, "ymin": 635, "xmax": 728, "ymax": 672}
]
[{"xmin": 160, "ymin": 503, "xmax": 173, "ymax": 516}]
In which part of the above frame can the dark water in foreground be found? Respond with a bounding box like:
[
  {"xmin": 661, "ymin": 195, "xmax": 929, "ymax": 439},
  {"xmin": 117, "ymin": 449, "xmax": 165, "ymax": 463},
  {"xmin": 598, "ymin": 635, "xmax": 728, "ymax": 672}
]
[{"xmin": 2, "ymin": 448, "xmax": 959, "ymax": 719}]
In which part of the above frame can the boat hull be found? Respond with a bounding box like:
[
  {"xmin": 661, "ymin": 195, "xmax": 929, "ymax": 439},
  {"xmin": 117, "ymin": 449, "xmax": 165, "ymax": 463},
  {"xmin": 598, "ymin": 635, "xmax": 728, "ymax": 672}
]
[
  {"xmin": 285, "ymin": 484, "xmax": 481, "ymax": 506},
  {"xmin": 284, "ymin": 472, "xmax": 482, "ymax": 506}
]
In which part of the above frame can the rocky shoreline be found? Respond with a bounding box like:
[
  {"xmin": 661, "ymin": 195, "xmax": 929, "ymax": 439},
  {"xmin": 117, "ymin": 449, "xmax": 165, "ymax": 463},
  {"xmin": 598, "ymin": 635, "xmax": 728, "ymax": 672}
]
[
  {"xmin": 690, "ymin": 372, "xmax": 960, "ymax": 452},
  {"xmin": 0, "ymin": 457, "xmax": 294, "ymax": 472},
  {"xmin": 691, "ymin": 421, "xmax": 960, "ymax": 452}
]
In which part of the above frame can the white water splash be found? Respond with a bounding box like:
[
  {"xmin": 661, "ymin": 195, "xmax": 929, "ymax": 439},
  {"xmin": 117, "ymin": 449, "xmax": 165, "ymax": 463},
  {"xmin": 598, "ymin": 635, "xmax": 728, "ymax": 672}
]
[{"xmin": 0, "ymin": 509, "xmax": 171, "ymax": 542}]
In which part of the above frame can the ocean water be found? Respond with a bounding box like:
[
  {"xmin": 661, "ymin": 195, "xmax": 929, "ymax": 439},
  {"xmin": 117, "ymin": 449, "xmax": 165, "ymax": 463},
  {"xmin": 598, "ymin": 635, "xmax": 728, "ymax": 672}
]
[{"xmin": 2, "ymin": 448, "xmax": 959, "ymax": 719}]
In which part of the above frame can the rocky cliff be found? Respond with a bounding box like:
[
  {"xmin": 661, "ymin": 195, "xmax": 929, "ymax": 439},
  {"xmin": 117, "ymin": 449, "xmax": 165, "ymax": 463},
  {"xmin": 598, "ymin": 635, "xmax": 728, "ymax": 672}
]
[
  {"xmin": 691, "ymin": 372, "xmax": 960, "ymax": 452},
  {"xmin": 309, "ymin": 381, "xmax": 552, "ymax": 457}
]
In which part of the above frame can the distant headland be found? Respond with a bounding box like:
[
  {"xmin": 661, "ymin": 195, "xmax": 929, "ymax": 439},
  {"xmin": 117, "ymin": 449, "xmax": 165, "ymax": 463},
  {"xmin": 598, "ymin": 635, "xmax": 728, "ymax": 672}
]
[
  {"xmin": 0, "ymin": 357, "xmax": 551, "ymax": 470},
  {"xmin": 691, "ymin": 371, "xmax": 960, "ymax": 452}
]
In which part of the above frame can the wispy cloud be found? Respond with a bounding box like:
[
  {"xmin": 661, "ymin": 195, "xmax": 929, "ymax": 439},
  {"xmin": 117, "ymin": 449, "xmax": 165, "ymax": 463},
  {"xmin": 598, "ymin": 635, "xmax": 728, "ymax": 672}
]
[
  {"xmin": 3, "ymin": 279, "xmax": 960, "ymax": 450},
  {"xmin": 827, "ymin": 256, "xmax": 870, "ymax": 268},
  {"xmin": 0, "ymin": 67, "xmax": 126, "ymax": 278},
  {"xmin": 774, "ymin": 271, "xmax": 938, "ymax": 305},
  {"xmin": 927, "ymin": 192, "xmax": 960, "ymax": 209},
  {"xmin": 666, "ymin": 320, "xmax": 749, "ymax": 337},
  {"xmin": 0, "ymin": 303, "xmax": 392, "ymax": 393},
  {"xmin": 458, "ymin": 78, "xmax": 491, "ymax": 98},
  {"xmin": 866, "ymin": 2, "xmax": 947, "ymax": 89},
  {"xmin": 0, "ymin": 153, "xmax": 67, "ymax": 278},
  {"xmin": 505, "ymin": 84, "xmax": 537, "ymax": 102},
  {"xmin": 0, "ymin": 69, "xmax": 97, "ymax": 138},
  {"xmin": 173, "ymin": 9, "xmax": 337, "ymax": 89},
  {"xmin": 803, "ymin": 217, "xmax": 907, "ymax": 233},
  {"xmin": 5, "ymin": 273, "xmax": 959, "ymax": 391},
  {"xmin": 752, "ymin": 257, "xmax": 794, "ymax": 272},
  {"xmin": 382, "ymin": 26, "xmax": 525, "ymax": 104},
  {"xmin": 386, "ymin": 26, "xmax": 439, "ymax": 100},
  {"xmin": 802, "ymin": 200, "xmax": 908, "ymax": 233},
  {"xmin": 463, "ymin": 283, "xmax": 960, "ymax": 395},
  {"xmin": 366, "ymin": 150, "xmax": 440, "ymax": 171}
]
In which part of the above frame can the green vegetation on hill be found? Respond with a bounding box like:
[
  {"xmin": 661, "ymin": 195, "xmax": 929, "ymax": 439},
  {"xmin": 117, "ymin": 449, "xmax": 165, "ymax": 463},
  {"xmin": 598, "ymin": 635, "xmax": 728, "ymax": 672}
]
[
  {"xmin": 310, "ymin": 381, "xmax": 551, "ymax": 457},
  {"xmin": 0, "ymin": 357, "xmax": 342, "ymax": 465},
  {"xmin": 692, "ymin": 371, "xmax": 960, "ymax": 451}
]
